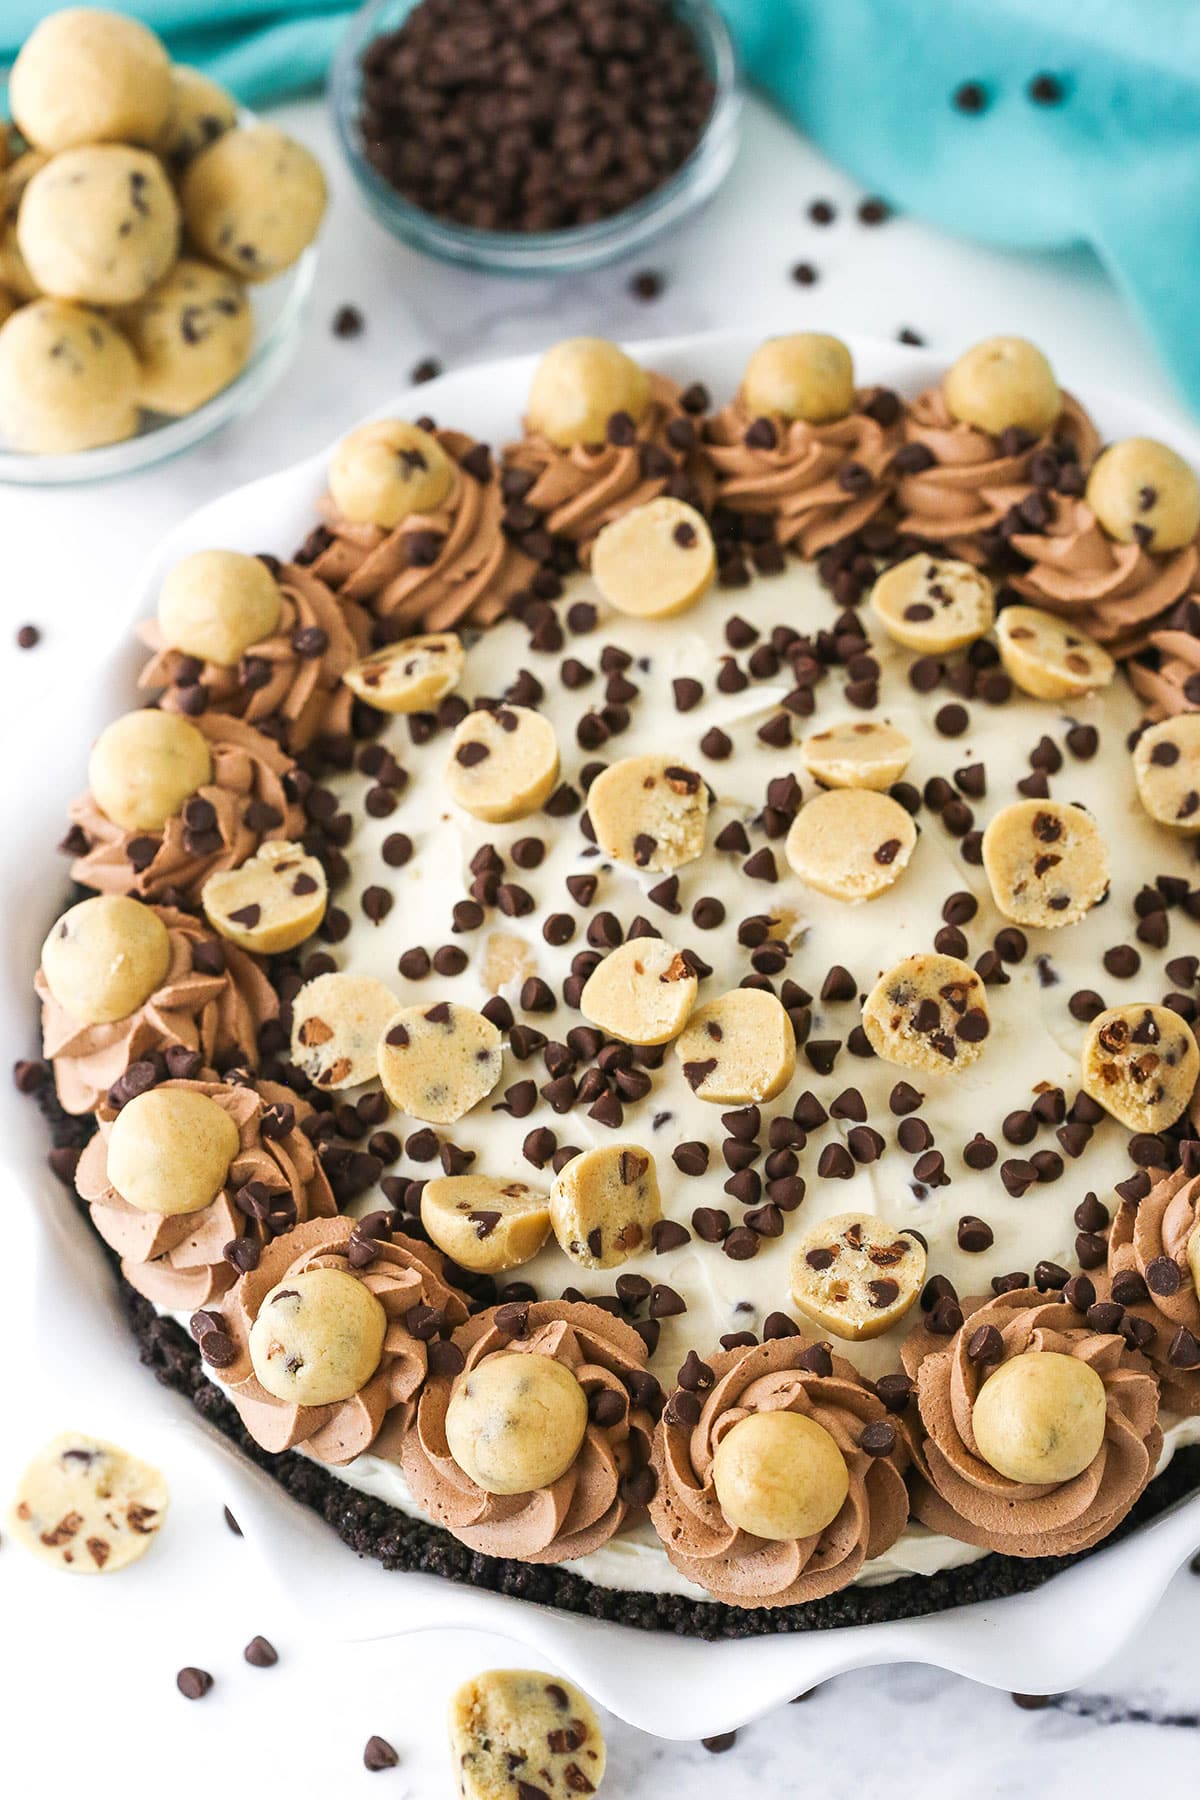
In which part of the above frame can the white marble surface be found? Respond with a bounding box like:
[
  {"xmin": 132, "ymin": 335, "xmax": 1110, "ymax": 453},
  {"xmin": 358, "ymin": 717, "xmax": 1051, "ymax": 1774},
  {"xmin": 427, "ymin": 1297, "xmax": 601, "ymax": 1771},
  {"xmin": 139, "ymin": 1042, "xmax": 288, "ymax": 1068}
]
[{"xmin": 3, "ymin": 89, "xmax": 1199, "ymax": 1798}]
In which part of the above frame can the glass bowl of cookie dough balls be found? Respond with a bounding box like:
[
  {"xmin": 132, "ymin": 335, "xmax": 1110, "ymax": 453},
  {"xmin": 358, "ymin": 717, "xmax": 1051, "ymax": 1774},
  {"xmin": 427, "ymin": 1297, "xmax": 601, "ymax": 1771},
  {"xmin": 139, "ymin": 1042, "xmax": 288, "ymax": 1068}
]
[{"xmin": 0, "ymin": 8, "xmax": 325, "ymax": 485}]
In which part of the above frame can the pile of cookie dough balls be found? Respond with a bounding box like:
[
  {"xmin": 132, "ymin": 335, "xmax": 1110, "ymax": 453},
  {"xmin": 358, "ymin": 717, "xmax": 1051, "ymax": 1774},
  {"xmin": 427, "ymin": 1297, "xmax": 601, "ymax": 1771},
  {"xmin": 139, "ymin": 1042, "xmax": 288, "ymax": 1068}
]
[{"xmin": 0, "ymin": 8, "xmax": 326, "ymax": 455}]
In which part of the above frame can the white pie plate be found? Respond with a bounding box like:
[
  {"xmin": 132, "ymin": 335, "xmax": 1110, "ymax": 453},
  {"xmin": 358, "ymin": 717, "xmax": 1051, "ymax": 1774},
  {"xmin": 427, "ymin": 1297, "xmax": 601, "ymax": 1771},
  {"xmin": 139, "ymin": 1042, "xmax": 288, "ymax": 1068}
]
[{"xmin": 5, "ymin": 330, "xmax": 1200, "ymax": 1742}]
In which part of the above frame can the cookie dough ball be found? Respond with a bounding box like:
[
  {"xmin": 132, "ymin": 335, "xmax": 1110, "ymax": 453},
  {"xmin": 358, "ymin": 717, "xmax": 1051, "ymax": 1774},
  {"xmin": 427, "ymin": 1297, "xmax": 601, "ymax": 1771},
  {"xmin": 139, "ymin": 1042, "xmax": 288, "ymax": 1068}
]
[
  {"xmin": 549, "ymin": 1143, "xmax": 662, "ymax": 1270},
  {"xmin": 982, "ymin": 799, "xmax": 1110, "ymax": 928},
  {"xmin": 446, "ymin": 706, "xmax": 560, "ymax": 824},
  {"xmin": 155, "ymin": 66, "xmax": 238, "ymax": 177},
  {"xmin": 800, "ymin": 719, "xmax": 912, "ymax": 790},
  {"xmin": 591, "ymin": 498, "xmax": 715, "ymax": 618},
  {"xmin": 445, "ymin": 1352, "xmax": 589, "ymax": 1495},
  {"xmin": 11, "ymin": 10, "xmax": 171, "ymax": 152},
  {"xmin": 586, "ymin": 754, "xmax": 708, "ymax": 872},
  {"xmin": 1086, "ymin": 437, "xmax": 1200, "ymax": 553},
  {"xmin": 343, "ymin": 631, "xmax": 464, "ymax": 713},
  {"xmin": 121, "ymin": 259, "xmax": 252, "ymax": 416},
  {"xmin": 942, "ymin": 335, "xmax": 1061, "ymax": 437},
  {"xmin": 673, "ymin": 987, "xmax": 796, "ymax": 1104},
  {"xmin": 972, "ymin": 1351, "xmax": 1106, "ymax": 1485},
  {"xmin": 88, "ymin": 709, "xmax": 212, "ymax": 832},
  {"xmin": 378, "ymin": 1002, "xmax": 502, "ymax": 1124},
  {"xmin": 450, "ymin": 1671, "xmax": 606, "ymax": 1800},
  {"xmin": 40, "ymin": 895, "xmax": 170, "ymax": 1024},
  {"xmin": 19, "ymin": 147, "xmax": 180, "ymax": 306},
  {"xmin": 790, "ymin": 1212, "xmax": 926, "ymax": 1341},
  {"xmin": 0, "ymin": 299, "xmax": 139, "ymax": 453},
  {"xmin": 181, "ymin": 126, "xmax": 327, "ymax": 281},
  {"xmin": 420, "ymin": 1176, "xmax": 551, "ymax": 1275},
  {"xmin": 580, "ymin": 938, "xmax": 698, "ymax": 1045},
  {"xmin": 871, "ymin": 555, "xmax": 996, "ymax": 654},
  {"xmin": 1080, "ymin": 1003, "xmax": 1199, "ymax": 1133},
  {"xmin": 8, "ymin": 1432, "xmax": 167, "ymax": 1574},
  {"xmin": 106, "ymin": 1087, "xmax": 239, "ymax": 1216},
  {"xmin": 1132, "ymin": 714, "xmax": 1200, "ymax": 831},
  {"xmin": 527, "ymin": 336, "xmax": 650, "ymax": 448},
  {"xmin": 158, "ymin": 547, "xmax": 281, "ymax": 666},
  {"xmin": 741, "ymin": 332, "xmax": 854, "ymax": 424},
  {"xmin": 248, "ymin": 1268, "xmax": 387, "ymax": 1406},
  {"xmin": 328, "ymin": 419, "xmax": 454, "ymax": 528},
  {"xmin": 785, "ymin": 787, "xmax": 916, "ymax": 901},
  {"xmin": 711, "ymin": 1410, "xmax": 849, "ymax": 1540},
  {"xmin": 202, "ymin": 840, "xmax": 327, "ymax": 954},
  {"xmin": 291, "ymin": 972, "xmax": 397, "ymax": 1090},
  {"xmin": 862, "ymin": 953, "xmax": 990, "ymax": 1074},
  {"xmin": 996, "ymin": 604, "xmax": 1115, "ymax": 701},
  {"xmin": 0, "ymin": 153, "xmax": 48, "ymax": 301}
]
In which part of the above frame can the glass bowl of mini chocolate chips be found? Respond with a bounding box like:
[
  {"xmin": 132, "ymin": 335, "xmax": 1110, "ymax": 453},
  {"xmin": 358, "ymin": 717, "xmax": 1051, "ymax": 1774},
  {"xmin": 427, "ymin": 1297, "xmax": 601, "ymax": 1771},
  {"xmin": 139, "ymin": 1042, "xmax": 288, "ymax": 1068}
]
[{"xmin": 332, "ymin": 0, "xmax": 741, "ymax": 274}]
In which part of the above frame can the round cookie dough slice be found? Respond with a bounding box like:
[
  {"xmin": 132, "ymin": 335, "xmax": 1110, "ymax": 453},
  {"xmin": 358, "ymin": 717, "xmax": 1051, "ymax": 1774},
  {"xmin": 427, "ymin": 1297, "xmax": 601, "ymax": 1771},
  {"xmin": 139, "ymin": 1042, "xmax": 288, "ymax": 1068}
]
[
  {"xmin": 673, "ymin": 986, "xmax": 796, "ymax": 1103},
  {"xmin": 870, "ymin": 555, "xmax": 996, "ymax": 654},
  {"xmin": 449, "ymin": 1670, "xmax": 606, "ymax": 1800},
  {"xmin": 445, "ymin": 1358, "xmax": 589, "ymax": 1495},
  {"xmin": 712, "ymin": 1411, "xmax": 850, "ymax": 1541},
  {"xmin": 328, "ymin": 418, "xmax": 454, "ymax": 528},
  {"xmin": 8, "ymin": 1431, "xmax": 168, "ymax": 1574},
  {"xmin": 420, "ymin": 1175, "xmax": 551, "ymax": 1275},
  {"xmin": 862, "ymin": 953, "xmax": 990, "ymax": 1074},
  {"xmin": 996, "ymin": 605, "xmax": 1115, "ymax": 701},
  {"xmin": 981, "ymin": 799, "xmax": 1109, "ymax": 928},
  {"xmin": 157, "ymin": 548, "xmax": 282, "ymax": 665},
  {"xmin": 942, "ymin": 335, "xmax": 1061, "ymax": 436},
  {"xmin": 155, "ymin": 66, "xmax": 238, "ymax": 176},
  {"xmin": 591, "ymin": 498, "xmax": 715, "ymax": 618},
  {"xmin": 1086, "ymin": 437, "xmax": 1200, "ymax": 552},
  {"xmin": 800, "ymin": 719, "xmax": 912, "ymax": 790},
  {"xmin": 378, "ymin": 1002, "xmax": 503, "ymax": 1124},
  {"xmin": 0, "ymin": 300, "xmax": 140, "ymax": 454},
  {"xmin": 40, "ymin": 895, "xmax": 170, "ymax": 1025},
  {"xmin": 10, "ymin": 10, "xmax": 172, "ymax": 152},
  {"xmin": 342, "ymin": 631, "xmax": 464, "ymax": 712},
  {"xmin": 446, "ymin": 705, "xmax": 560, "ymax": 824},
  {"xmin": 1080, "ymin": 1003, "xmax": 1199, "ymax": 1132},
  {"xmin": 88, "ymin": 709, "xmax": 212, "ymax": 832},
  {"xmin": 971, "ymin": 1352, "xmax": 1107, "ymax": 1485},
  {"xmin": 202, "ymin": 840, "xmax": 327, "ymax": 954},
  {"xmin": 549, "ymin": 1143, "xmax": 662, "ymax": 1269},
  {"xmin": 120, "ymin": 259, "xmax": 252, "ymax": 416},
  {"xmin": 785, "ymin": 787, "xmax": 916, "ymax": 900},
  {"xmin": 19, "ymin": 146, "xmax": 180, "ymax": 307},
  {"xmin": 580, "ymin": 938, "xmax": 698, "ymax": 1045},
  {"xmin": 291, "ymin": 972, "xmax": 397, "ymax": 1090},
  {"xmin": 586, "ymin": 753, "xmax": 708, "ymax": 872},
  {"xmin": 181, "ymin": 125, "xmax": 327, "ymax": 281},
  {"xmin": 105, "ymin": 1086, "xmax": 239, "ymax": 1216},
  {"xmin": 248, "ymin": 1268, "xmax": 388, "ymax": 1405},
  {"xmin": 527, "ymin": 335, "xmax": 650, "ymax": 447},
  {"xmin": 790, "ymin": 1211, "xmax": 926, "ymax": 1341},
  {"xmin": 740, "ymin": 331, "xmax": 854, "ymax": 423},
  {"xmin": 1132, "ymin": 714, "xmax": 1200, "ymax": 831}
]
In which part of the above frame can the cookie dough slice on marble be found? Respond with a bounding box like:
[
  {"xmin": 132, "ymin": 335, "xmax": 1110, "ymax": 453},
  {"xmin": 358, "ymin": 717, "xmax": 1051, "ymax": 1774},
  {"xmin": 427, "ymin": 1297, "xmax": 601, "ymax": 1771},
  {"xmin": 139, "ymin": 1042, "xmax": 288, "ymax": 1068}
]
[
  {"xmin": 673, "ymin": 987, "xmax": 796, "ymax": 1103},
  {"xmin": 981, "ymin": 799, "xmax": 1109, "ymax": 927},
  {"xmin": 870, "ymin": 555, "xmax": 996, "ymax": 653},
  {"xmin": 291, "ymin": 972, "xmax": 398, "ymax": 1090},
  {"xmin": 248, "ymin": 1269, "xmax": 388, "ymax": 1405},
  {"xmin": 202, "ymin": 839, "xmax": 327, "ymax": 954},
  {"xmin": 343, "ymin": 631, "xmax": 464, "ymax": 712},
  {"xmin": 40, "ymin": 894, "xmax": 170, "ymax": 1024},
  {"xmin": 421, "ymin": 1175, "xmax": 551, "ymax": 1274},
  {"xmin": 378, "ymin": 1002, "xmax": 503, "ymax": 1123},
  {"xmin": 586, "ymin": 753, "xmax": 708, "ymax": 871},
  {"xmin": 591, "ymin": 497, "xmax": 715, "ymax": 618},
  {"xmin": 549, "ymin": 1143, "xmax": 662, "ymax": 1269},
  {"xmin": 527, "ymin": 334, "xmax": 650, "ymax": 446},
  {"xmin": 800, "ymin": 718, "xmax": 912, "ymax": 790},
  {"xmin": 8, "ymin": 1432, "xmax": 167, "ymax": 1574},
  {"xmin": 446, "ymin": 705, "xmax": 560, "ymax": 824},
  {"xmin": 580, "ymin": 938, "xmax": 698, "ymax": 1045},
  {"xmin": 157, "ymin": 549, "xmax": 282, "ymax": 665},
  {"xmin": 88, "ymin": 709, "xmax": 212, "ymax": 831},
  {"xmin": 1086, "ymin": 437, "xmax": 1200, "ymax": 553},
  {"xmin": 790, "ymin": 1212, "xmax": 926, "ymax": 1341},
  {"xmin": 181, "ymin": 125, "xmax": 327, "ymax": 281},
  {"xmin": 1080, "ymin": 1003, "xmax": 1199, "ymax": 1132},
  {"xmin": 862, "ymin": 953, "xmax": 990, "ymax": 1074},
  {"xmin": 449, "ymin": 1669, "xmax": 607, "ymax": 1800},
  {"xmin": 19, "ymin": 146, "xmax": 179, "ymax": 306},
  {"xmin": 445, "ymin": 1360, "xmax": 590, "ymax": 1496},
  {"xmin": 996, "ymin": 605, "xmax": 1115, "ymax": 701},
  {"xmin": 785, "ymin": 787, "xmax": 916, "ymax": 900},
  {"xmin": 1132, "ymin": 714, "xmax": 1200, "ymax": 831},
  {"xmin": 0, "ymin": 299, "xmax": 140, "ymax": 454},
  {"xmin": 328, "ymin": 418, "xmax": 454, "ymax": 527}
]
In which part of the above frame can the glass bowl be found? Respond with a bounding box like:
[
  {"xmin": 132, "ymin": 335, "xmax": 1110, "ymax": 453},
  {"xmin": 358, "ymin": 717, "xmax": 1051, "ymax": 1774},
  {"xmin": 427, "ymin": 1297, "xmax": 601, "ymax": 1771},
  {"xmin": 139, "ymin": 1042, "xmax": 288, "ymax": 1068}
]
[{"xmin": 331, "ymin": 0, "xmax": 742, "ymax": 276}]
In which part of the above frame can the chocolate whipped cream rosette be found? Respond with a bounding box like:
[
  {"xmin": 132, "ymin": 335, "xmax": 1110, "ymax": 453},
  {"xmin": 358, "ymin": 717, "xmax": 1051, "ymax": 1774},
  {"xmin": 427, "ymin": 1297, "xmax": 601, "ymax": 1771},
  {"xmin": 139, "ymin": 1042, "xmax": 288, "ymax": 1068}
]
[
  {"xmin": 901, "ymin": 1288, "xmax": 1163, "ymax": 1557},
  {"xmin": 703, "ymin": 333, "xmax": 904, "ymax": 560},
  {"xmin": 649, "ymin": 1336, "xmax": 911, "ymax": 1606},
  {"xmin": 895, "ymin": 336, "xmax": 1100, "ymax": 562},
  {"xmin": 36, "ymin": 894, "xmax": 277, "ymax": 1115},
  {"xmin": 196, "ymin": 1214, "xmax": 470, "ymax": 1465},
  {"xmin": 75, "ymin": 1077, "xmax": 336, "ymax": 1311},
  {"xmin": 137, "ymin": 550, "xmax": 370, "ymax": 755},
  {"xmin": 1129, "ymin": 596, "xmax": 1200, "ymax": 719},
  {"xmin": 401, "ymin": 1300, "xmax": 660, "ymax": 1564},
  {"xmin": 1094, "ymin": 1156, "xmax": 1200, "ymax": 1413}
]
